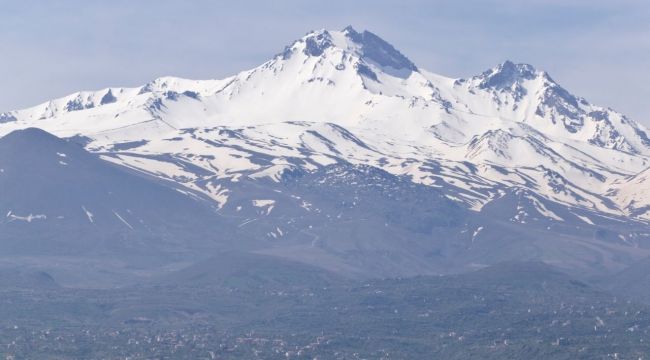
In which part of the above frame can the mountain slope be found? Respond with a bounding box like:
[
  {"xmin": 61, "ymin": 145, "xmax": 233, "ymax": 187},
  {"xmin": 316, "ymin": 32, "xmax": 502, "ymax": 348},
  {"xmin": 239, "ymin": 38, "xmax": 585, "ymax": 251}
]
[{"xmin": 0, "ymin": 128, "xmax": 244, "ymax": 286}]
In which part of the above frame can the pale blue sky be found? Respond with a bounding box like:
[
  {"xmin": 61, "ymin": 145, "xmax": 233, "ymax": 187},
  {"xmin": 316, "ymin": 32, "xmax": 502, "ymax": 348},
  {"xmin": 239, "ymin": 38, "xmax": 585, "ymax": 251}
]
[{"xmin": 1, "ymin": 1, "xmax": 648, "ymax": 123}]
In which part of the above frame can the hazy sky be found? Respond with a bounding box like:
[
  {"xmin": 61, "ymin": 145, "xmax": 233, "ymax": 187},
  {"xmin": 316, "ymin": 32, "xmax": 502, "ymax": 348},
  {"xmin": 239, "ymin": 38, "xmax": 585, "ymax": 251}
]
[{"xmin": 1, "ymin": 1, "xmax": 648, "ymax": 123}]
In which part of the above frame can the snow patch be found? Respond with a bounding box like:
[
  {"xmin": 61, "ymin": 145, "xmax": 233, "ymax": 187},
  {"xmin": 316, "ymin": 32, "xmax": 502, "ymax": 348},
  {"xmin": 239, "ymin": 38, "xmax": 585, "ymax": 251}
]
[
  {"xmin": 252, "ymin": 199, "xmax": 276, "ymax": 215},
  {"xmin": 471, "ymin": 226, "xmax": 484, "ymax": 242},
  {"xmin": 529, "ymin": 196, "xmax": 563, "ymax": 221},
  {"xmin": 573, "ymin": 213, "xmax": 595, "ymax": 225},
  {"xmin": 81, "ymin": 206, "xmax": 94, "ymax": 223},
  {"xmin": 113, "ymin": 211, "xmax": 134, "ymax": 230},
  {"xmin": 6, "ymin": 211, "xmax": 47, "ymax": 223}
]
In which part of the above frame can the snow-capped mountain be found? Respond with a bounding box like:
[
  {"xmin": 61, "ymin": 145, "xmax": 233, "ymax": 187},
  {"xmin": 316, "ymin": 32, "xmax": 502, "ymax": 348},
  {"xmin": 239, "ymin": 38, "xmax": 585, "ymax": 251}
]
[
  {"xmin": 2, "ymin": 26, "xmax": 650, "ymax": 282},
  {"xmin": 2, "ymin": 26, "xmax": 647, "ymax": 222}
]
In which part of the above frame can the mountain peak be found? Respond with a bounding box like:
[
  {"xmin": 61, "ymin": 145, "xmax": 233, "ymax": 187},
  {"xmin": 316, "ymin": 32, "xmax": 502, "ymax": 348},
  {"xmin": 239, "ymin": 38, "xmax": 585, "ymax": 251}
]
[
  {"xmin": 342, "ymin": 25, "xmax": 357, "ymax": 33},
  {"xmin": 0, "ymin": 128, "xmax": 88, "ymax": 164},
  {"xmin": 280, "ymin": 27, "xmax": 417, "ymax": 73},
  {"xmin": 477, "ymin": 60, "xmax": 540, "ymax": 90},
  {"xmin": 0, "ymin": 112, "xmax": 17, "ymax": 124},
  {"xmin": 342, "ymin": 27, "xmax": 417, "ymax": 72},
  {"xmin": 1, "ymin": 127, "xmax": 59, "ymax": 144},
  {"xmin": 302, "ymin": 29, "xmax": 334, "ymax": 57}
]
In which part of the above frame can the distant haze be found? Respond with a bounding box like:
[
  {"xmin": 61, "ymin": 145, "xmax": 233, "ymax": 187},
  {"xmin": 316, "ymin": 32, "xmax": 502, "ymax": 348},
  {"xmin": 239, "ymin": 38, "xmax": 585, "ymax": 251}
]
[{"xmin": 1, "ymin": 0, "xmax": 648, "ymax": 124}]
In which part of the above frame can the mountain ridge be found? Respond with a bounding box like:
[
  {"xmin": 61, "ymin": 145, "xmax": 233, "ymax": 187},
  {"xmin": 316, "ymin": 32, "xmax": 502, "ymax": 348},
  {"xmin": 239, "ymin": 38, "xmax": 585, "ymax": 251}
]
[{"xmin": 1, "ymin": 26, "xmax": 649, "ymax": 223}]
